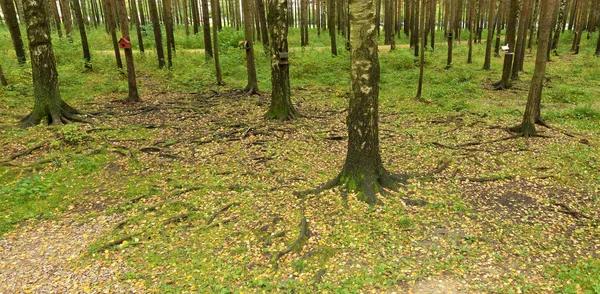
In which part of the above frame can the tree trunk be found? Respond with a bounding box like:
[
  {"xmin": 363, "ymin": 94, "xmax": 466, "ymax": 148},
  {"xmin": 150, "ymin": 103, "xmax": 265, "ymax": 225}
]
[
  {"xmin": 552, "ymin": 0, "xmax": 566, "ymax": 51},
  {"xmin": 20, "ymin": 0, "xmax": 82, "ymax": 128},
  {"xmin": 105, "ymin": 0, "xmax": 123, "ymax": 69},
  {"xmin": 467, "ymin": 0, "xmax": 475, "ymax": 63},
  {"xmin": 483, "ymin": 0, "xmax": 496, "ymax": 69},
  {"xmin": 328, "ymin": 0, "xmax": 337, "ymax": 55},
  {"xmin": 511, "ymin": 0, "xmax": 531, "ymax": 81},
  {"xmin": 163, "ymin": 0, "xmax": 175, "ymax": 68},
  {"xmin": 71, "ymin": 0, "xmax": 91, "ymax": 68},
  {"xmin": 59, "ymin": 0, "xmax": 73, "ymax": 36},
  {"xmin": 116, "ymin": 0, "xmax": 141, "ymax": 102},
  {"xmin": 241, "ymin": 0, "xmax": 258, "ymax": 94},
  {"xmin": 256, "ymin": 0, "xmax": 269, "ymax": 45},
  {"xmin": 182, "ymin": 0, "xmax": 189, "ymax": 35},
  {"xmin": 210, "ymin": 0, "xmax": 223, "ymax": 85},
  {"xmin": 200, "ymin": 0, "xmax": 213, "ymax": 59},
  {"xmin": 148, "ymin": 0, "xmax": 166, "ymax": 68},
  {"xmin": 266, "ymin": 0, "xmax": 297, "ymax": 120},
  {"xmin": 494, "ymin": 0, "xmax": 503, "ymax": 56},
  {"xmin": 446, "ymin": 32, "xmax": 453, "ymax": 68},
  {"xmin": 596, "ymin": 28, "xmax": 600, "ymax": 56},
  {"xmin": 49, "ymin": 0, "xmax": 64, "ymax": 38},
  {"xmin": 572, "ymin": 0, "xmax": 588, "ymax": 54},
  {"xmin": 131, "ymin": 0, "xmax": 145, "ymax": 52},
  {"xmin": 0, "ymin": 0, "xmax": 27, "ymax": 64},
  {"xmin": 510, "ymin": 0, "xmax": 557, "ymax": 136},
  {"xmin": 0, "ymin": 64, "xmax": 7, "ymax": 86},
  {"xmin": 493, "ymin": 0, "xmax": 518, "ymax": 89},
  {"xmin": 416, "ymin": 0, "xmax": 425, "ymax": 98}
]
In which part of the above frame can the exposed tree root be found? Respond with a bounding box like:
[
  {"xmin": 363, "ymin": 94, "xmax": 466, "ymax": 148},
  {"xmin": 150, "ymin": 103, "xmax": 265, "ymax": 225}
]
[
  {"xmin": 549, "ymin": 202, "xmax": 594, "ymax": 222},
  {"xmin": 243, "ymin": 86, "xmax": 260, "ymax": 96},
  {"xmin": 264, "ymin": 230, "xmax": 288, "ymax": 246},
  {"xmin": 163, "ymin": 214, "xmax": 189, "ymax": 225},
  {"xmin": 265, "ymin": 107, "xmax": 299, "ymax": 121},
  {"xmin": 492, "ymin": 80, "xmax": 511, "ymax": 90},
  {"xmin": 313, "ymin": 269, "xmax": 326, "ymax": 291},
  {"xmin": 95, "ymin": 234, "xmax": 137, "ymax": 252},
  {"xmin": 3, "ymin": 141, "xmax": 48, "ymax": 162},
  {"xmin": 20, "ymin": 106, "xmax": 90, "ymax": 128},
  {"xmin": 206, "ymin": 202, "xmax": 241, "ymax": 225},
  {"xmin": 272, "ymin": 215, "xmax": 308, "ymax": 271}
]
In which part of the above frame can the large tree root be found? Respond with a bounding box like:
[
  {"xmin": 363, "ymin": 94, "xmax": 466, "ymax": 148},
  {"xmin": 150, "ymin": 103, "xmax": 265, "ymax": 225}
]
[
  {"xmin": 492, "ymin": 80, "xmax": 511, "ymax": 90},
  {"xmin": 20, "ymin": 105, "xmax": 91, "ymax": 128},
  {"xmin": 272, "ymin": 214, "xmax": 308, "ymax": 271},
  {"xmin": 243, "ymin": 86, "xmax": 260, "ymax": 96}
]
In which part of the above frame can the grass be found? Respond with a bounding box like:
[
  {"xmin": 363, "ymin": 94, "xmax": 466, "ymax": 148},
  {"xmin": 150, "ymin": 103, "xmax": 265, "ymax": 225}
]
[{"xmin": 1, "ymin": 24, "xmax": 600, "ymax": 292}]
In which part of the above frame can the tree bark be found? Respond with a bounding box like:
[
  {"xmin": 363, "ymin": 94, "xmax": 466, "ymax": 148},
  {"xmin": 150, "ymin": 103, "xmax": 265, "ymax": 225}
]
[
  {"xmin": 116, "ymin": 0, "xmax": 141, "ymax": 102},
  {"xmin": 510, "ymin": 0, "xmax": 557, "ymax": 137},
  {"xmin": 105, "ymin": 0, "xmax": 123, "ymax": 70},
  {"xmin": 483, "ymin": 0, "xmax": 496, "ymax": 69},
  {"xmin": 266, "ymin": 0, "xmax": 297, "ymax": 120},
  {"xmin": 49, "ymin": 0, "xmax": 64, "ymax": 38},
  {"xmin": 0, "ymin": 64, "xmax": 8, "ymax": 86},
  {"xmin": 0, "ymin": 0, "xmax": 27, "ymax": 64},
  {"xmin": 328, "ymin": 0, "xmax": 337, "ymax": 55},
  {"xmin": 148, "ymin": 0, "xmax": 166, "ymax": 68},
  {"xmin": 130, "ymin": 0, "xmax": 145, "ymax": 52},
  {"xmin": 256, "ymin": 0, "xmax": 269, "ymax": 46},
  {"xmin": 241, "ymin": 0, "xmax": 258, "ymax": 94},
  {"xmin": 210, "ymin": 0, "xmax": 223, "ymax": 85},
  {"xmin": 416, "ymin": 0, "xmax": 425, "ymax": 98},
  {"xmin": 71, "ymin": 0, "xmax": 91, "ymax": 68},
  {"xmin": 59, "ymin": 0, "xmax": 73, "ymax": 36},
  {"xmin": 467, "ymin": 0, "xmax": 475, "ymax": 63},
  {"xmin": 20, "ymin": 0, "xmax": 82, "ymax": 128},
  {"xmin": 493, "ymin": 0, "xmax": 518, "ymax": 89},
  {"xmin": 200, "ymin": 0, "xmax": 213, "ymax": 59},
  {"xmin": 511, "ymin": 0, "xmax": 532, "ymax": 81},
  {"xmin": 552, "ymin": 0, "xmax": 566, "ymax": 51},
  {"xmin": 163, "ymin": 0, "xmax": 175, "ymax": 68}
]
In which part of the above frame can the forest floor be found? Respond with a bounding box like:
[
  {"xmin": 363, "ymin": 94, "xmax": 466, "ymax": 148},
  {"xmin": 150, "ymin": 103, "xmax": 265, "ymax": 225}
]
[{"xmin": 1, "ymin": 28, "xmax": 600, "ymax": 293}]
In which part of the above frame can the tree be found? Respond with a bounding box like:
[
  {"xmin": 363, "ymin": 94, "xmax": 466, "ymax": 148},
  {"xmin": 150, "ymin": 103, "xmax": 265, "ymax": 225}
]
[
  {"xmin": 597, "ymin": 29, "xmax": 600, "ymax": 56},
  {"xmin": 105, "ymin": 0, "xmax": 123, "ymax": 70},
  {"xmin": 20, "ymin": 0, "xmax": 84, "ymax": 128},
  {"xmin": 328, "ymin": 0, "xmax": 337, "ymax": 56},
  {"xmin": 59, "ymin": 0, "xmax": 73, "ymax": 37},
  {"xmin": 200, "ymin": 0, "xmax": 213, "ymax": 60},
  {"xmin": 148, "ymin": 0, "xmax": 166, "ymax": 68},
  {"xmin": 210, "ymin": 0, "xmax": 223, "ymax": 85},
  {"xmin": 71, "ymin": 0, "xmax": 92, "ymax": 69},
  {"xmin": 163, "ymin": 0, "xmax": 175, "ymax": 68},
  {"xmin": 493, "ymin": 0, "xmax": 518, "ymax": 90},
  {"xmin": 511, "ymin": 0, "xmax": 532, "ymax": 81},
  {"xmin": 302, "ymin": 0, "xmax": 403, "ymax": 205},
  {"xmin": 116, "ymin": 0, "xmax": 141, "ymax": 102},
  {"xmin": 256, "ymin": 0, "xmax": 269, "ymax": 46},
  {"xmin": 0, "ymin": 64, "xmax": 7, "ymax": 86},
  {"xmin": 130, "ymin": 0, "xmax": 145, "ymax": 53},
  {"xmin": 482, "ymin": 0, "xmax": 496, "ymax": 69},
  {"xmin": 416, "ymin": 0, "xmax": 425, "ymax": 98},
  {"xmin": 241, "ymin": 0, "xmax": 259, "ymax": 94},
  {"xmin": 0, "ymin": 0, "xmax": 27, "ymax": 64},
  {"xmin": 509, "ymin": 0, "xmax": 557, "ymax": 137},
  {"xmin": 266, "ymin": 0, "xmax": 298, "ymax": 120}
]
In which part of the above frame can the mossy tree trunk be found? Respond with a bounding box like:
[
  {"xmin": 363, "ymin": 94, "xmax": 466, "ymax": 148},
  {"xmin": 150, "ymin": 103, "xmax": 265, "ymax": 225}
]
[
  {"xmin": 0, "ymin": 0, "xmax": 27, "ymax": 64},
  {"xmin": 148, "ymin": 0, "xmax": 166, "ymax": 68},
  {"xmin": 328, "ymin": 0, "xmax": 337, "ymax": 55},
  {"xmin": 71, "ymin": 0, "xmax": 92, "ymax": 69},
  {"xmin": 242, "ymin": 0, "xmax": 259, "ymax": 94},
  {"xmin": 483, "ymin": 0, "xmax": 496, "ymax": 69},
  {"xmin": 163, "ymin": 0, "xmax": 175, "ymax": 68},
  {"xmin": 266, "ymin": 0, "xmax": 298, "ymax": 120},
  {"xmin": 116, "ymin": 0, "xmax": 141, "ymax": 102},
  {"xmin": 0, "ymin": 65, "xmax": 8, "ymax": 86},
  {"xmin": 510, "ymin": 0, "xmax": 557, "ymax": 137},
  {"xmin": 335, "ymin": 0, "xmax": 399, "ymax": 205},
  {"xmin": 20, "ymin": 0, "xmax": 83, "ymax": 128}
]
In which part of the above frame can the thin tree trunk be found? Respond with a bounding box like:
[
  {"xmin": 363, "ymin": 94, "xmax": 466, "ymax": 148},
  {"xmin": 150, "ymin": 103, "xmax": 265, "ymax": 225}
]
[
  {"xmin": 49, "ymin": 0, "xmax": 64, "ymax": 37},
  {"xmin": 493, "ymin": 0, "xmax": 518, "ymax": 89},
  {"xmin": 511, "ymin": 0, "xmax": 532, "ymax": 81},
  {"xmin": 60, "ymin": 0, "xmax": 73, "ymax": 36},
  {"xmin": 116, "ymin": 0, "xmax": 141, "ymax": 102},
  {"xmin": 201, "ymin": 0, "xmax": 213, "ymax": 59},
  {"xmin": 494, "ymin": 0, "xmax": 503, "ymax": 56},
  {"xmin": 106, "ymin": 0, "xmax": 123, "ymax": 69},
  {"xmin": 483, "ymin": 0, "xmax": 496, "ymax": 69},
  {"xmin": 210, "ymin": 0, "xmax": 223, "ymax": 85},
  {"xmin": 148, "ymin": 0, "xmax": 166, "ymax": 68},
  {"xmin": 182, "ymin": 0, "xmax": 189, "ymax": 35},
  {"xmin": 0, "ymin": 65, "xmax": 8, "ymax": 86},
  {"xmin": 467, "ymin": 0, "xmax": 475, "ymax": 63},
  {"xmin": 256, "ymin": 0, "xmax": 269, "ymax": 45},
  {"xmin": 163, "ymin": 0, "xmax": 175, "ymax": 68},
  {"xmin": 328, "ymin": 0, "xmax": 337, "ymax": 55},
  {"xmin": 71, "ymin": 0, "xmax": 92, "ymax": 68},
  {"xmin": 131, "ymin": 0, "xmax": 145, "ymax": 52},
  {"xmin": 0, "ymin": 0, "xmax": 27, "ymax": 63},
  {"xmin": 241, "ymin": 0, "xmax": 258, "ymax": 94},
  {"xmin": 510, "ymin": 0, "xmax": 557, "ymax": 136},
  {"xmin": 417, "ymin": 0, "xmax": 425, "ymax": 98}
]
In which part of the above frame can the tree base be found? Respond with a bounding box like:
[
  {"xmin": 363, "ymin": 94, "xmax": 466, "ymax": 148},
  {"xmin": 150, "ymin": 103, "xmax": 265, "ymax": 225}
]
[
  {"xmin": 492, "ymin": 80, "xmax": 511, "ymax": 90},
  {"xmin": 243, "ymin": 85, "xmax": 260, "ymax": 96},
  {"xmin": 296, "ymin": 168, "xmax": 408, "ymax": 207},
  {"xmin": 20, "ymin": 103, "xmax": 88, "ymax": 128},
  {"xmin": 265, "ymin": 106, "xmax": 298, "ymax": 121},
  {"xmin": 508, "ymin": 121, "xmax": 537, "ymax": 138}
]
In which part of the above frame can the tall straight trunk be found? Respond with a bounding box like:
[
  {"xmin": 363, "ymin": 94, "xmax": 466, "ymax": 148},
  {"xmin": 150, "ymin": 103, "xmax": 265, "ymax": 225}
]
[
  {"xmin": 596, "ymin": 29, "xmax": 600, "ymax": 56},
  {"xmin": 148, "ymin": 0, "xmax": 166, "ymax": 68},
  {"xmin": 116, "ymin": 0, "xmax": 141, "ymax": 102},
  {"xmin": 163, "ymin": 0, "xmax": 175, "ymax": 68},
  {"xmin": 568, "ymin": 0, "xmax": 577, "ymax": 31},
  {"xmin": 417, "ymin": 0, "xmax": 425, "ymax": 98},
  {"xmin": 80, "ymin": 0, "xmax": 89, "ymax": 26},
  {"xmin": 429, "ymin": 0, "xmax": 437, "ymax": 50},
  {"xmin": 527, "ymin": 0, "xmax": 539, "ymax": 52},
  {"xmin": 49, "ymin": 0, "xmax": 64, "ymax": 37},
  {"xmin": 71, "ymin": 0, "xmax": 91, "ymax": 68},
  {"xmin": 192, "ymin": 0, "xmax": 199, "ymax": 34},
  {"xmin": 376, "ymin": 0, "xmax": 381, "ymax": 36},
  {"xmin": 210, "ymin": 0, "xmax": 223, "ymax": 84},
  {"xmin": 215, "ymin": 0, "xmax": 222, "ymax": 30},
  {"xmin": 316, "ymin": 0, "xmax": 321, "ymax": 35},
  {"xmin": 384, "ymin": 0, "xmax": 393, "ymax": 45},
  {"xmin": 241, "ymin": 0, "xmax": 258, "ymax": 93},
  {"xmin": 483, "ymin": 0, "xmax": 496, "ymax": 69},
  {"xmin": 14, "ymin": 0, "xmax": 25, "ymax": 21},
  {"xmin": 413, "ymin": 0, "xmax": 419, "ymax": 56},
  {"xmin": 493, "ymin": 0, "xmax": 518, "ymax": 89},
  {"xmin": 60, "ymin": 0, "xmax": 73, "ymax": 36},
  {"xmin": 328, "ymin": 0, "xmax": 337, "ymax": 55},
  {"xmin": 139, "ymin": 0, "xmax": 146, "ymax": 25},
  {"xmin": 266, "ymin": 0, "xmax": 297, "ymax": 120},
  {"xmin": 494, "ymin": 0, "xmax": 503, "ymax": 56},
  {"xmin": 106, "ymin": 0, "xmax": 123, "ymax": 69},
  {"xmin": 467, "ymin": 0, "xmax": 475, "ymax": 63},
  {"xmin": 182, "ymin": 0, "xmax": 189, "ymax": 35},
  {"xmin": 551, "ymin": 0, "xmax": 565, "ymax": 50},
  {"xmin": 0, "ymin": 0, "xmax": 27, "ymax": 64},
  {"xmin": 256, "ymin": 0, "xmax": 269, "ymax": 45},
  {"xmin": 405, "ymin": 0, "xmax": 411, "ymax": 35},
  {"xmin": 511, "ymin": 0, "xmax": 531, "ymax": 80},
  {"xmin": 572, "ymin": 0, "xmax": 588, "ymax": 54},
  {"xmin": 131, "ymin": 0, "xmax": 145, "ymax": 52},
  {"xmin": 301, "ymin": 0, "xmax": 308, "ymax": 46},
  {"xmin": 200, "ymin": 0, "xmax": 213, "ymax": 58},
  {"xmin": 511, "ymin": 0, "xmax": 556, "ymax": 136},
  {"xmin": 20, "ymin": 0, "xmax": 82, "ymax": 128}
]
